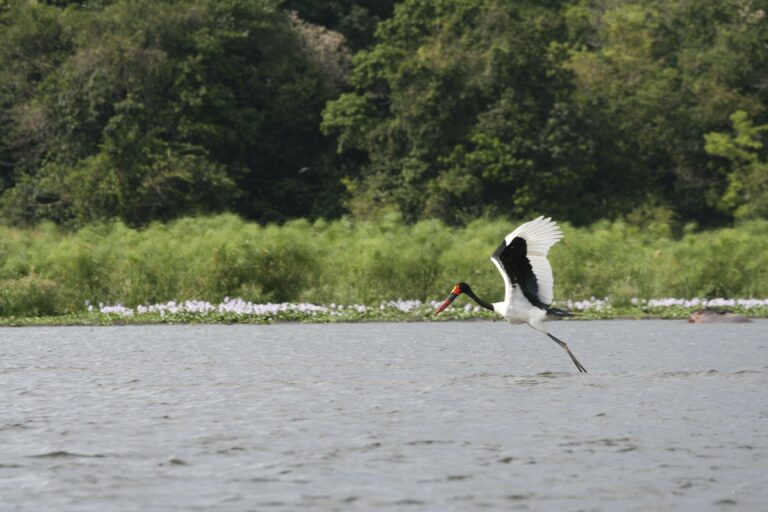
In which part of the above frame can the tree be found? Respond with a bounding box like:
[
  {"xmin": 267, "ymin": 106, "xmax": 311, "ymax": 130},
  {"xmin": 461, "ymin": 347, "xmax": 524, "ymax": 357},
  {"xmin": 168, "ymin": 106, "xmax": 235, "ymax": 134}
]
[
  {"xmin": 564, "ymin": 0, "xmax": 768, "ymax": 224},
  {"xmin": 282, "ymin": 0, "xmax": 397, "ymax": 51},
  {"xmin": 323, "ymin": 0, "xmax": 605, "ymax": 224},
  {"xmin": 0, "ymin": 0, "xmax": 350, "ymax": 226},
  {"xmin": 0, "ymin": 1, "xmax": 72, "ymax": 186},
  {"xmin": 705, "ymin": 110, "xmax": 768, "ymax": 219}
]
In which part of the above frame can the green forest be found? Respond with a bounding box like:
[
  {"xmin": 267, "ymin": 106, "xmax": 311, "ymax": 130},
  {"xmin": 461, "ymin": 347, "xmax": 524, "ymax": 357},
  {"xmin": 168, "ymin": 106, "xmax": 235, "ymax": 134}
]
[
  {"xmin": 1, "ymin": 0, "xmax": 768, "ymax": 320},
  {"xmin": 2, "ymin": 0, "xmax": 767, "ymax": 227}
]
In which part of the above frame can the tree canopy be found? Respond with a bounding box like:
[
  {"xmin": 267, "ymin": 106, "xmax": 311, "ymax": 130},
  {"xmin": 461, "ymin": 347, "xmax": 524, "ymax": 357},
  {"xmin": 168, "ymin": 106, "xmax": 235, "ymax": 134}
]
[
  {"xmin": 1, "ymin": 0, "xmax": 349, "ymax": 225},
  {"xmin": 1, "ymin": 0, "xmax": 766, "ymax": 227}
]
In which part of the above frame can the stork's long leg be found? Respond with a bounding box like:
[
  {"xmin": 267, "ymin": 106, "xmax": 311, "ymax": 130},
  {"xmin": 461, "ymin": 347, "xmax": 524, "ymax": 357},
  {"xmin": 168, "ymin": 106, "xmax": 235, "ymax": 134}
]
[{"xmin": 547, "ymin": 333, "xmax": 588, "ymax": 373}]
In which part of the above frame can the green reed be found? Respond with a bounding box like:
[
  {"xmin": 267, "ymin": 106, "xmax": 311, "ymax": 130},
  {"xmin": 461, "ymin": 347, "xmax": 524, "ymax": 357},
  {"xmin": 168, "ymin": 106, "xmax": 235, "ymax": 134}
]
[{"xmin": 1, "ymin": 214, "xmax": 766, "ymax": 317}]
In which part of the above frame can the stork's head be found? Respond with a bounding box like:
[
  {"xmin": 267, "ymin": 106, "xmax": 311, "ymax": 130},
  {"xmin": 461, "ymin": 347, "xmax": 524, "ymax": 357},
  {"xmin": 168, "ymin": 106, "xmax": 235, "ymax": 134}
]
[{"xmin": 434, "ymin": 282, "xmax": 469, "ymax": 315}]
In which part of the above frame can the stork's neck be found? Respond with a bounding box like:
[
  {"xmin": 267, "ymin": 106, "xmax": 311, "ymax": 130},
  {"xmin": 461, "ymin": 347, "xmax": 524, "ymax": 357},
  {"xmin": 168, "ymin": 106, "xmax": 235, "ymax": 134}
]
[{"xmin": 464, "ymin": 285, "xmax": 494, "ymax": 312}]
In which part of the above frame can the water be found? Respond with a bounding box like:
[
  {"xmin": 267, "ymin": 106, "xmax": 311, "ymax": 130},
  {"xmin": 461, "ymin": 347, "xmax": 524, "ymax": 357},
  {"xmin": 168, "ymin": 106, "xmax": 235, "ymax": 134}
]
[{"xmin": 1, "ymin": 320, "xmax": 766, "ymax": 511}]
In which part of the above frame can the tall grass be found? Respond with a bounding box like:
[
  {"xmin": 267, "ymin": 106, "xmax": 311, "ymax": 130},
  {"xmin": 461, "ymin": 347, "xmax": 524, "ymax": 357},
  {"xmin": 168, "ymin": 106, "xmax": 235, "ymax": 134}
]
[{"xmin": 1, "ymin": 214, "xmax": 766, "ymax": 316}]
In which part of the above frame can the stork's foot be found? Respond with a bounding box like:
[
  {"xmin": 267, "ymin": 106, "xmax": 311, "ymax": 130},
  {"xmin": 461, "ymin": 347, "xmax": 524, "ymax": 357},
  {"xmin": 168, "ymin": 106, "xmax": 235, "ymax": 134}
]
[{"xmin": 547, "ymin": 333, "xmax": 588, "ymax": 373}]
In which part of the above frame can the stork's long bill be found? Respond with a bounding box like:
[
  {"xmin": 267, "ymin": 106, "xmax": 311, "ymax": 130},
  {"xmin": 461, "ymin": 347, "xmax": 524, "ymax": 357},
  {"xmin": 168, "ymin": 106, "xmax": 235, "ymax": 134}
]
[{"xmin": 435, "ymin": 284, "xmax": 461, "ymax": 315}]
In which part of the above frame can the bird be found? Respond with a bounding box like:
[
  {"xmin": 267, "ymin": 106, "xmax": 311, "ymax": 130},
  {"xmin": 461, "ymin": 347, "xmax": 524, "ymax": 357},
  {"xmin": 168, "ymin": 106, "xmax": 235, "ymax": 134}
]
[{"xmin": 434, "ymin": 216, "xmax": 587, "ymax": 373}]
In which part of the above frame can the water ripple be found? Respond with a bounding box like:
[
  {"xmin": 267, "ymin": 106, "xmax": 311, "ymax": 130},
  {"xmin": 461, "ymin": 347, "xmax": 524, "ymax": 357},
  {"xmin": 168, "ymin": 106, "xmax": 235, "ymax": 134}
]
[{"xmin": 1, "ymin": 320, "xmax": 766, "ymax": 511}]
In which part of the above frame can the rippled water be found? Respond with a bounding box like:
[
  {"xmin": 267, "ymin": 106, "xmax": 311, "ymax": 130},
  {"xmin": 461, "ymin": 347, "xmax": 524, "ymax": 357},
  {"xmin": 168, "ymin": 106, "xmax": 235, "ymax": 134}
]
[{"xmin": 2, "ymin": 320, "xmax": 767, "ymax": 511}]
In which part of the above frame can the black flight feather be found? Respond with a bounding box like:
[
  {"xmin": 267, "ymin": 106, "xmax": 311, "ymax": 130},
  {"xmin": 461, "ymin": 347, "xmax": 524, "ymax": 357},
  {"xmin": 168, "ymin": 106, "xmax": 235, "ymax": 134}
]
[{"xmin": 492, "ymin": 236, "xmax": 549, "ymax": 310}]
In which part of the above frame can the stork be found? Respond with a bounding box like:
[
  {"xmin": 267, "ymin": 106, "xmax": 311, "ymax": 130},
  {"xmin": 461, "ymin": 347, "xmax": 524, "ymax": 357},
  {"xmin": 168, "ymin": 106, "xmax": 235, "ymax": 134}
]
[{"xmin": 435, "ymin": 216, "xmax": 587, "ymax": 373}]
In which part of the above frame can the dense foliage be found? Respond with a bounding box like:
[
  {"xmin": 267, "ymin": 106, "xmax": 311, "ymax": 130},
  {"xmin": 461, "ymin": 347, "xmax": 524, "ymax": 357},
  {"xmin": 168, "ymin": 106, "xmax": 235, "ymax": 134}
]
[
  {"xmin": 1, "ymin": 214, "xmax": 766, "ymax": 317},
  {"xmin": 0, "ymin": 0, "xmax": 766, "ymax": 228},
  {"xmin": 323, "ymin": 0, "xmax": 768, "ymax": 224},
  {"xmin": 0, "ymin": 0, "xmax": 349, "ymax": 225}
]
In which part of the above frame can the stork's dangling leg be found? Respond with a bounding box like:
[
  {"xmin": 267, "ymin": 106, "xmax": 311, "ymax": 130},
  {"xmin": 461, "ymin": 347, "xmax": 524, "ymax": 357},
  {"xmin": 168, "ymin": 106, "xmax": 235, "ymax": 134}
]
[{"xmin": 547, "ymin": 333, "xmax": 588, "ymax": 373}]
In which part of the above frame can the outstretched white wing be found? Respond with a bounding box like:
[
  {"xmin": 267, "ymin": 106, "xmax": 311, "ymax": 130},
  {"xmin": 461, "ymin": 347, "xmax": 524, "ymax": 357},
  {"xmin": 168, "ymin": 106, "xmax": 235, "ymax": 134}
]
[{"xmin": 490, "ymin": 216, "xmax": 564, "ymax": 307}]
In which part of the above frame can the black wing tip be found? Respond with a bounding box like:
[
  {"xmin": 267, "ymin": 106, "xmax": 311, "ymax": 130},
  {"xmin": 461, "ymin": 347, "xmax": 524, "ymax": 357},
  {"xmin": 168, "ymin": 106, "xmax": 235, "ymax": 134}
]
[{"xmin": 546, "ymin": 307, "xmax": 574, "ymax": 317}]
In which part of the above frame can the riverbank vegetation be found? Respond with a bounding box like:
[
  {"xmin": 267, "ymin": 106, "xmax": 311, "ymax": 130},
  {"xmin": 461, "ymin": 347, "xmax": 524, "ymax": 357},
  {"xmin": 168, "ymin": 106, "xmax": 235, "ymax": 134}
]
[
  {"xmin": 1, "ymin": 215, "xmax": 766, "ymax": 321},
  {"xmin": 1, "ymin": 0, "xmax": 767, "ymax": 228},
  {"xmin": 1, "ymin": 1, "xmax": 767, "ymax": 323},
  {"xmin": 4, "ymin": 296, "xmax": 768, "ymax": 326}
]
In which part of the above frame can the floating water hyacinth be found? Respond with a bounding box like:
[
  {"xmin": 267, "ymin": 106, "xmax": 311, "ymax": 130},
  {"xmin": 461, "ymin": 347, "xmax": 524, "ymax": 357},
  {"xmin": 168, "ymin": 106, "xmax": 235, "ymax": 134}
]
[
  {"xmin": 98, "ymin": 303, "xmax": 135, "ymax": 317},
  {"xmin": 561, "ymin": 297, "xmax": 611, "ymax": 311},
  {"xmin": 634, "ymin": 297, "xmax": 768, "ymax": 310},
  {"xmin": 92, "ymin": 297, "xmax": 492, "ymax": 322},
  {"xmin": 81, "ymin": 296, "xmax": 768, "ymax": 324}
]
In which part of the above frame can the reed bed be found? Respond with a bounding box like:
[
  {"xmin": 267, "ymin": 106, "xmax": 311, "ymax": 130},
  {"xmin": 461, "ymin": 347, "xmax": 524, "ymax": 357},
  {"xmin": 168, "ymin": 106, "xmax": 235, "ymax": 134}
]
[{"xmin": 1, "ymin": 214, "xmax": 767, "ymax": 320}]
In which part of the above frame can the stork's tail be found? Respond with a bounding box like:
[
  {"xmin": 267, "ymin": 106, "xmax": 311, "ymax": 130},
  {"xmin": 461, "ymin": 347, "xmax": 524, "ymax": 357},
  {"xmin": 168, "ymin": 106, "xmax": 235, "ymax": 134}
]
[{"xmin": 546, "ymin": 307, "xmax": 575, "ymax": 318}]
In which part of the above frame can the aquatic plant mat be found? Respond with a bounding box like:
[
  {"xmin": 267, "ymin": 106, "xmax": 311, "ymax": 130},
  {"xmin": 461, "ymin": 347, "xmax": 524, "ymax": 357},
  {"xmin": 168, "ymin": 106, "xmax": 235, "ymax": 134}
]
[{"xmin": 1, "ymin": 298, "xmax": 766, "ymax": 326}]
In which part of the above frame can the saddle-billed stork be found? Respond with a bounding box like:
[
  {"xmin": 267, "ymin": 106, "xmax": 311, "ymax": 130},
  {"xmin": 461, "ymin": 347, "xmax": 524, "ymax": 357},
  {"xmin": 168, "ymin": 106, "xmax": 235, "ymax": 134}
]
[{"xmin": 435, "ymin": 216, "xmax": 587, "ymax": 373}]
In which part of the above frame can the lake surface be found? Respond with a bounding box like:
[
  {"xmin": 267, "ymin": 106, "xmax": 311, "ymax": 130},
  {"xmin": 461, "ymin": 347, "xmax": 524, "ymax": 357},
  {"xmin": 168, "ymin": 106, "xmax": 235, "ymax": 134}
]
[{"xmin": 1, "ymin": 320, "xmax": 767, "ymax": 511}]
